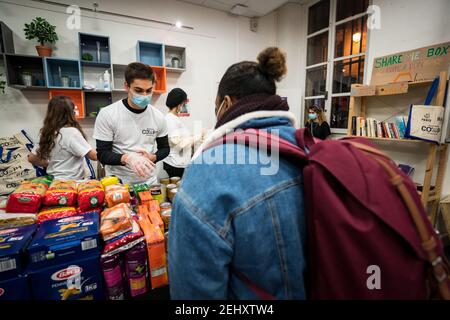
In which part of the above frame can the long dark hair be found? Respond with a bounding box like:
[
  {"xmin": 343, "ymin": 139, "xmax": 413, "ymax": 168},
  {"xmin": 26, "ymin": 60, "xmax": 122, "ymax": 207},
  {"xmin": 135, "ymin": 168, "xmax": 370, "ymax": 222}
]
[{"xmin": 36, "ymin": 96, "xmax": 86, "ymax": 159}]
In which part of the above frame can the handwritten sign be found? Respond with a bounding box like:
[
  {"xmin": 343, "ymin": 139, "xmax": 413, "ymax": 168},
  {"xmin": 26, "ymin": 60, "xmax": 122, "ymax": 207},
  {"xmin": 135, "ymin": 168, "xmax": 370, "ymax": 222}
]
[{"xmin": 370, "ymin": 42, "xmax": 450, "ymax": 85}]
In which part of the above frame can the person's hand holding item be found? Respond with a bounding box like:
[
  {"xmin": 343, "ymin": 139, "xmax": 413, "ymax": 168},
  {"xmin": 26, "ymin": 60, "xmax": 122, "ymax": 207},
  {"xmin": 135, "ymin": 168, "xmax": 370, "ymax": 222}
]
[
  {"xmin": 136, "ymin": 148, "xmax": 157, "ymax": 163},
  {"xmin": 122, "ymin": 152, "xmax": 155, "ymax": 178}
]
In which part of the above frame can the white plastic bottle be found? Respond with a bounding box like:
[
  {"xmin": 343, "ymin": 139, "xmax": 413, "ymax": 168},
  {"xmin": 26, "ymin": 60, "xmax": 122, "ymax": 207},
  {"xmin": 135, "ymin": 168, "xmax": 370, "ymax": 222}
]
[{"xmin": 103, "ymin": 70, "xmax": 111, "ymax": 91}]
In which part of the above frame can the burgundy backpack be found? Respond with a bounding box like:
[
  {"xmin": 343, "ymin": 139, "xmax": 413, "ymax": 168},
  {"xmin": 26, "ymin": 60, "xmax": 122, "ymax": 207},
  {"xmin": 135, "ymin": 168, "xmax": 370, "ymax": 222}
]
[{"xmin": 207, "ymin": 128, "xmax": 450, "ymax": 300}]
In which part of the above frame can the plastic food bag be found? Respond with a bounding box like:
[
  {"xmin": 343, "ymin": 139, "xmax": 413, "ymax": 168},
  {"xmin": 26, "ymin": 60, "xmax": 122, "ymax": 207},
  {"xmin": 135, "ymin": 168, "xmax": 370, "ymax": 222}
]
[
  {"xmin": 6, "ymin": 182, "xmax": 48, "ymax": 213},
  {"xmin": 43, "ymin": 180, "xmax": 78, "ymax": 207},
  {"xmin": 31, "ymin": 176, "xmax": 54, "ymax": 187},
  {"xmin": 78, "ymin": 180, "xmax": 105, "ymax": 212},
  {"xmin": 103, "ymin": 218, "xmax": 143, "ymax": 254},
  {"xmin": 36, "ymin": 206, "xmax": 78, "ymax": 223},
  {"xmin": 0, "ymin": 213, "xmax": 36, "ymax": 229},
  {"xmin": 100, "ymin": 203, "xmax": 133, "ymax": 241},
  {"xmin": 105, "ymin": 185, "xmax": 130, "ymax": 208}
]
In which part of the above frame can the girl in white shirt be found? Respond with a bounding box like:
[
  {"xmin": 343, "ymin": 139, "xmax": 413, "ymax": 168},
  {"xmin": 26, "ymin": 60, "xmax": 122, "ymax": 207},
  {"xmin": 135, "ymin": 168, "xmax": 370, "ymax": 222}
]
[
  {"xmin": 163, "ymin": 88, "xmax": 202, "ymax": 178},
  {"xmin": 28, "ymin": 96, "xmax": 97, "ymax": 180}
]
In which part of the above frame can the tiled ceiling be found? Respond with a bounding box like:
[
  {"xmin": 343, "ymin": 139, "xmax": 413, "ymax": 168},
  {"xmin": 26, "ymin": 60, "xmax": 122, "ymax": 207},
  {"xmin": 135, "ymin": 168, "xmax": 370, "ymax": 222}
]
[{"xmin": 178, "ymin": 0, "xmax": 297, "ymax": 17}]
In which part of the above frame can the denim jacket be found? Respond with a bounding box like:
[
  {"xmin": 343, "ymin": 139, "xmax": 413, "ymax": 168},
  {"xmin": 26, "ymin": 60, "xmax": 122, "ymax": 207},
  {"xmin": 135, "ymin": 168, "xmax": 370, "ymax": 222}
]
[{"xmin": 169, "ymin": 111, "xmax": 306, "ymax": 300}]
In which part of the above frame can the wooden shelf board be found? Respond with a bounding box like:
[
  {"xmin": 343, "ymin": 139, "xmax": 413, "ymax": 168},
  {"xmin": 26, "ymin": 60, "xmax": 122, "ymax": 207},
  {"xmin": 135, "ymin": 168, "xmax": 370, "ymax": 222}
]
[
  {"xmin": 166, "ymin": 67, "xmax": 186, "ymax": 73},
  {"xmin": 347, "ymin": 135, "xmax": 433, "ymax": 144}
]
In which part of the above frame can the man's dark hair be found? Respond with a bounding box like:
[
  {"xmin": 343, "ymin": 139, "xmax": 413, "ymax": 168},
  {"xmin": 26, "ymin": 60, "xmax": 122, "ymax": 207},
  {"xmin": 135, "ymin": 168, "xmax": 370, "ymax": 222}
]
[{"xmin": 125, "ymin": 62, "xmax": 155, "ymax": 85}]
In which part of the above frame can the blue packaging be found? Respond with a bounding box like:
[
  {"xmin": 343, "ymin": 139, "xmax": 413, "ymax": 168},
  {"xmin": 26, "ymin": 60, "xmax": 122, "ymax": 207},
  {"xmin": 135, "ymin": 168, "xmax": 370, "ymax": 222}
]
[
  {"xmin": 0, "ymin": 224, "xmax": 36, "ymax": 280},
  {"xmin": 0, "ymin": 275, "xmax": 31, "ymax": 300},
  {"xmin": 28, "ymin": 255, "xmax": 105, "ymax": 300},
  {"xmin": 27, "ymin": 212, "xmax": 100, "ymax": 271}
]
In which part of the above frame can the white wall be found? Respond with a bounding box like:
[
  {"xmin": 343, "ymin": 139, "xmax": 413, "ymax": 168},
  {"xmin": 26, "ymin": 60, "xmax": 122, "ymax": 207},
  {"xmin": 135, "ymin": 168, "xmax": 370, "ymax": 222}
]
[{"xmin": 0, "ymin": 0, "xmax": 277, "ymax": 141}]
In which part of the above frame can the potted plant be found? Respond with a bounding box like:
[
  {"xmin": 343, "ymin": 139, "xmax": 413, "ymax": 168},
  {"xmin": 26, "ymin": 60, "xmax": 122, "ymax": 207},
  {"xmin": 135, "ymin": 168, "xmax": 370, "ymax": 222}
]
[
  {"xmin": 0, "ymin": 73, "xmax": 6, "ymax": 93},
  {"xmin": 82, "ymin": 53, "xmax": 94, "ymax": 61},
  {"xmin": 24, "ymin": 17, "xmax": 58, "ymax": 57}
]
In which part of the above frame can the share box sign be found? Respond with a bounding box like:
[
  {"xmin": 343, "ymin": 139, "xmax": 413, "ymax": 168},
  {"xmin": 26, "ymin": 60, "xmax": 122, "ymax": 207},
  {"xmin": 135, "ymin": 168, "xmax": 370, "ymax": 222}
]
[{"xmin": 370, "ymin": 42, "xmax": 450, "ymax": 85}]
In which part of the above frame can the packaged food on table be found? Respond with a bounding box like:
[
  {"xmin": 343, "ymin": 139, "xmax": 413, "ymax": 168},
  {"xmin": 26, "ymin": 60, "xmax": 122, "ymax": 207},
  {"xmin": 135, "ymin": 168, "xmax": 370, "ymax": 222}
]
[
  {"xmin": 150, "ymin": 184, "xmax": 163, "ymax": 203},
  {"xmin": 105, "ymin": 185, "xmax": 130, "ymax": 208},
  {"xmin": 0, "ymin": 213, "xmax": 36, "ymax": 229},
  {"xmin": 168, "ymin": 188, "xmax": 178, "ymax": 203},
  {"xmin": 31, "ymin": 176, "xmax": 54, "ymax": 187},
  {"xmin": 0, "ymin": 196, "xmax": 8, "ymax": 210},
  {"xmin": 102, "ymin": 218, "xmax": 143, "ymax": 254},
  {"xmin": 101, "ymin": 176, "xmax": 120, "ymax": 188},
  {"xmin": 137, "ymin": 191, "xmax": 152, "ymax": 206},
  {"xmin": 132, "ymin": 183, "xmax": 149, "ymax": 202},
  {"xmin": 170, "ymin": 177, "xmax": 181, "ymax": 184},
  {"xmin": 148, "ymin": 210, "xmax": 164, "ymax": 233},
  {"xmin": 43, "ymin": 180, "xmax": 78, "ymax": 207},
  {"xmin": 77, "ymin": 180, "xmax": 105, "ymax": 212},
  {"xmin": 36, "ymin": 207, "xmax": 78, "ymax": 224},
  {"xmin": 160, "ymin": 203, "xmax": 172, "ymax": 231},
  {"xmin": 6, "ymin": 182, "xmax": 48, "ymax": 213},
  {"xmin": 77, "ymin": 207, "xmax": 102, "ymax": 217},
  {"xmin": 147, "ymin": 200, "xmax": 160, "ymax": 214},
  {"xmin": 137, "ymin": 217, "xmax": 168, "ymax": 289},
  {"xmin": 160, "ymin": 178, "xmax": 170, "ymax": 186},
  {"xmin": 100, "ymin": 203, "xmax": 133, "ymax": 241},
  {"xmin": 125, "ymin": 240, "xmax": 149, "ymax": 298},
  {"xmin": 101, "ymin": 253, "xmax": 125, "ymax": 300}
]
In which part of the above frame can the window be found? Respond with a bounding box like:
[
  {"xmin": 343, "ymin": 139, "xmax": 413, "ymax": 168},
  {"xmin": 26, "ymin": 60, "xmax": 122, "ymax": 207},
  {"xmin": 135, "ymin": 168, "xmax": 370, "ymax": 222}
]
[{"xmin": 304, "ymin": 0, "xmax": 369, "ymax": 132}]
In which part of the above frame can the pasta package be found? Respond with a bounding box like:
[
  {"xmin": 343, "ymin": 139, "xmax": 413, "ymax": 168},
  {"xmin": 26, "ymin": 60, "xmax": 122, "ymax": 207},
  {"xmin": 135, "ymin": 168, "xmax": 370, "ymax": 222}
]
[
  {"xmin": 43, "ymin": 180, "xmax": 78, "ymax": 207},
  {"xmin": 78, "ymin": 180, "xmax": 105, "ymax": 212},
  {"xmin": 100, "ymin": 203, "xmax": 133, "ymax": 241},
  {"xmin": 36, "ymin": 207, "xmax": 78, "ymax": 224},
  {"xmin": 105, "ymin": 185, "xmax": 130, "ymax": 208},
  {"xmin": 6, "ymin": 182, "xmax": 48, "ymax": 213}
]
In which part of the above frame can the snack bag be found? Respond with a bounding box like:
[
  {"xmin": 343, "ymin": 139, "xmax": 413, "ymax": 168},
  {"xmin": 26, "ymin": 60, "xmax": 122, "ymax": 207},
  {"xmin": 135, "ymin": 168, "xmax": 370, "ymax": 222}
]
[
  {"xmin": 137, "ymin": 215, "xmax": 168, "ymax": 289},
  {"xmin": 31, "ymin": 176, "xmax": 54, "ymax": 187},
  {"xmin": 101, "ymin": 253, "xmax": 125, "ymax": 300},
  {"xmin": 100, "ymin": 203, "xmax": 133, "ymax": 241},
  {"xmin": 78, "ymin": 180, "xmax": 105, "ymax": 212},
  {"xmin": 101, "ymin": 176, "xmax": 120, "ymax": 188},
  {"xmin": 43, "ymin": 180, "xmax": 78, "ymax": 207},
  {"xmin": 6, "ymin": 182, "xmax": 48, "ymax": 213},
  {"xmin": 125, "ymin": 240, "xmax": 149, "ymax": 298},
  {"xmin": 36, "ymin": 207, "xmax": 78, "ymax": 223},
  {"xmin": 105, "ymin": 185, "xmax": 130, "ymax": 208},
  {"xmin": 103, "ymin": 218, "xmax": 143, "ymax": 254}
]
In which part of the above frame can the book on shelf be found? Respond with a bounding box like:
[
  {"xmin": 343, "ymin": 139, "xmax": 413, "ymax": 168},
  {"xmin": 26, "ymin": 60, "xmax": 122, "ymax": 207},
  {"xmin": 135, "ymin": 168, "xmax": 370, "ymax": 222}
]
[{"xmin": 351, "ymin": 116, "xmax": 408, "ymax": 140}]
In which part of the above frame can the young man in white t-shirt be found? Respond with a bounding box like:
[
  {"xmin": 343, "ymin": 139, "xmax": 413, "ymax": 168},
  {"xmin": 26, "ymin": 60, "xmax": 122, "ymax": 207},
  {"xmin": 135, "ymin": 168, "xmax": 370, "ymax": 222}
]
[{"xmin": 93, "ymin": 62, "xmax": 170, "ymax": 185}]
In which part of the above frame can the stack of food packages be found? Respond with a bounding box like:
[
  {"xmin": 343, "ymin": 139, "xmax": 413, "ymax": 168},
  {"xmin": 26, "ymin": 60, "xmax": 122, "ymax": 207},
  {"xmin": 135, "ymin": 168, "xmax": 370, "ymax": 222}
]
[{"xmin": 0, "ymin": 174, "xmax": 181, "ymax": 300}]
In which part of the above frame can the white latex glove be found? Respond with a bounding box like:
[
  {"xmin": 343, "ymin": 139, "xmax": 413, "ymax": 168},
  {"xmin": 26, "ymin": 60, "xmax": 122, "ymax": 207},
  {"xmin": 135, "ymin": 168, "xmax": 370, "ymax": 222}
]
[{"xmin": 123, "ymin": 152, "xmax": 155, "ymax": 179}]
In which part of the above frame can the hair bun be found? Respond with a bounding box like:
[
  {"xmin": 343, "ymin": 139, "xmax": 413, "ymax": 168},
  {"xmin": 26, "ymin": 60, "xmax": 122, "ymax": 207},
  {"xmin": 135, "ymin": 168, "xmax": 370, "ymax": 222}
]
[{"xmin": 257, "ymin": 47, "xmax": 287, "ymax": 82}]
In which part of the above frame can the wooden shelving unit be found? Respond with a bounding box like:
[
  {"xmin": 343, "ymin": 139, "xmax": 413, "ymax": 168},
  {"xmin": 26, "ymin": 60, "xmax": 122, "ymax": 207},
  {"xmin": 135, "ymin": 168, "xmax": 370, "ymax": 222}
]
[{"xmin": 347, "ymin": 71, "xmax": 449, "ymax": 222}]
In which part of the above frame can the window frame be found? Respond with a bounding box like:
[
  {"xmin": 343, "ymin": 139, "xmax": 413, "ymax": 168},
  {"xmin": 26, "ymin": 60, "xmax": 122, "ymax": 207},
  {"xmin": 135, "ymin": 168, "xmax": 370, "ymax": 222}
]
[{"xmin": 302, "ymin": 0, "xmax": 372, "ymax": 134}]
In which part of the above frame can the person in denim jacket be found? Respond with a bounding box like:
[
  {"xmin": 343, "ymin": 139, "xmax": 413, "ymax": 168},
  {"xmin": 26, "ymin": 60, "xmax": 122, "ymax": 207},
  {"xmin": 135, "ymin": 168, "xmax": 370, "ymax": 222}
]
[{"xmin": 169, "ymin": 47, "xmax": 306, "ymax": 299}]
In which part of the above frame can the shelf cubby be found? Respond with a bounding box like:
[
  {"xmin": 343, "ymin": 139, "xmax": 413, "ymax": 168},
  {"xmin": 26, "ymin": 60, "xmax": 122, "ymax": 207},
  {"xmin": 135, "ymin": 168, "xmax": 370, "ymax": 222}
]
[
  {"xmin": 44, "ymin": 57, "xmax": 81, "ymax": 89},
  {"xmin": 137, "ymin": 41, "xmax": 164, "ymax": 67},
  {"xmin": 112, "ymin": 64, "xmax": 127, "ymax": 91},
  {"xmin": 164, "ymin": 45, "xmax": 186, "ymax": 72},
  {"xmin": 79, "ymin": 33, "xmax": 111, "ymax": 66},
  {"xmin": 48, "ymin": 89, "xmax": 85, "ymax": 119},
  {"xmin": 0, "ymin": 21, "xmax": 14, "ymax": 54},
  {"xmin": 81, "ymin": 65, "xmax": 112, "ymax": 91},
  {"xmin": 151, "ymin": 66, "xmax": 167, "ymax": 94},
  {"xmin": 5, "ymin": 54, "xmax": 46, "ymax": 89},
  {"xmin": 84, "ymin": 91, "xmax": 112, "ymax": 118}
]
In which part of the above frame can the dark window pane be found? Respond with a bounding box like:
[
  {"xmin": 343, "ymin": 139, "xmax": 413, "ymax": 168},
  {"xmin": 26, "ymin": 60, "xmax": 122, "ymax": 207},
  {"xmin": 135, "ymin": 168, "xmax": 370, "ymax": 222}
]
[
  {"xmin": 335, "ymin": 15, "xmax": 367, "ymax": 58},
  {"xmin": 333, "ymin": 57, "xmax": 365, "ymax": 93},
  {"xmin": 304, "ymin": 98, "xmax": 326, "ymax": 124},
  {"xmin": 308, "ymin": 0, "xmax": 330, "ymax": 35},
  {"xmin": 330, "ymin": 96, "xmax": 350, "ymax": 128},
  {"xmin": 336, "ymin": 0, "xmax": 369, "ymax": 22},
  {"xmin": 307, "ymin": 32, "xmax": 328, "ymax": 66},
  {"xmin": 305, "ymin": 66, "xmax": 327, "ymax": 97}
]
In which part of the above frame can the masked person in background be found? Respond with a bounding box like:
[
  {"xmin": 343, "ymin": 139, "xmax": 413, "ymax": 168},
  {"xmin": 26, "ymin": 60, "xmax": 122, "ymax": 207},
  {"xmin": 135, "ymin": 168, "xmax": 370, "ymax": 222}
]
[
  {"xmin": 163, "ymin": 88, "xmax": 204, "ymax": 178},
  {"xmin": 93, "ymin": 62, "xmax": 170, "ymax": 185},
  {"xmin": 304, "ymin": 105, "xmax": 331, "ymax": 140}
]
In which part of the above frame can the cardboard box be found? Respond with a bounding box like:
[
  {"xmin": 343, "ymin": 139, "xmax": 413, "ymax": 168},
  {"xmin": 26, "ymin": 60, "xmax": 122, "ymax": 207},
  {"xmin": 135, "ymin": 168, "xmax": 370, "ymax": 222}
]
[
  {"xmin": 0, "ymin": 275, "xmax": 31, "ymax": 300},
  {"xmin": 27, "ymin": 212, "xmax": 100, "ymax": 270},
  {"xmin": 28, "ymin": 255, "xmax": 104, "ymax": 300},
  {"xmin": 0, "ymin": 224, "xmax": 36, "ymax": 280}
]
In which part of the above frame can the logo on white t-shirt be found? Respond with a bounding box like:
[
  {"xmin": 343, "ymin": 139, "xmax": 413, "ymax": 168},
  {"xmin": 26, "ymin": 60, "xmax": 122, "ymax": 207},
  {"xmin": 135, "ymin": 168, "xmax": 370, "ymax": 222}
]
[{"xmin": 142, "ymin": 128, "xmax": 158, "ymax": 136}]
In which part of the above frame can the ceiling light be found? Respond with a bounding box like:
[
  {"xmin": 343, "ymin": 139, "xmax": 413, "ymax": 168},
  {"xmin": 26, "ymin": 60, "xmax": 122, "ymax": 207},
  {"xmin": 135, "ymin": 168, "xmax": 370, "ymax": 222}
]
[
  {"xmin": 175, "ymin": 21, "xmax": 183, "ymax": 29},
  {"xmin": 352, "ymin": 32, "xmax": 362, "ymax": 43}
]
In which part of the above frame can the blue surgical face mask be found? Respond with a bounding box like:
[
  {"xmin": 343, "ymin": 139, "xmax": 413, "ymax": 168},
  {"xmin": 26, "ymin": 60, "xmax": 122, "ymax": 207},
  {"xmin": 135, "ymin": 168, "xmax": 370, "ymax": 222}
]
[
  {"xmin": 308, "ymin": 113, "xmax": 317, "ymax": 120},
  {"xmin": 131, "ymin": 92, "xmax": 152, "ymax": 109}
]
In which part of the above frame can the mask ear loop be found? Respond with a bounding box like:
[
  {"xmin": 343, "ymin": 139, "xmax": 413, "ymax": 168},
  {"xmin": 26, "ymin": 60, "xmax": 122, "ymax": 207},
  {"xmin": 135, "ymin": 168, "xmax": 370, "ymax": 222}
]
[{"xmin": 216, "ymin": 100, "xmax": 226, "ymax": 120}]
